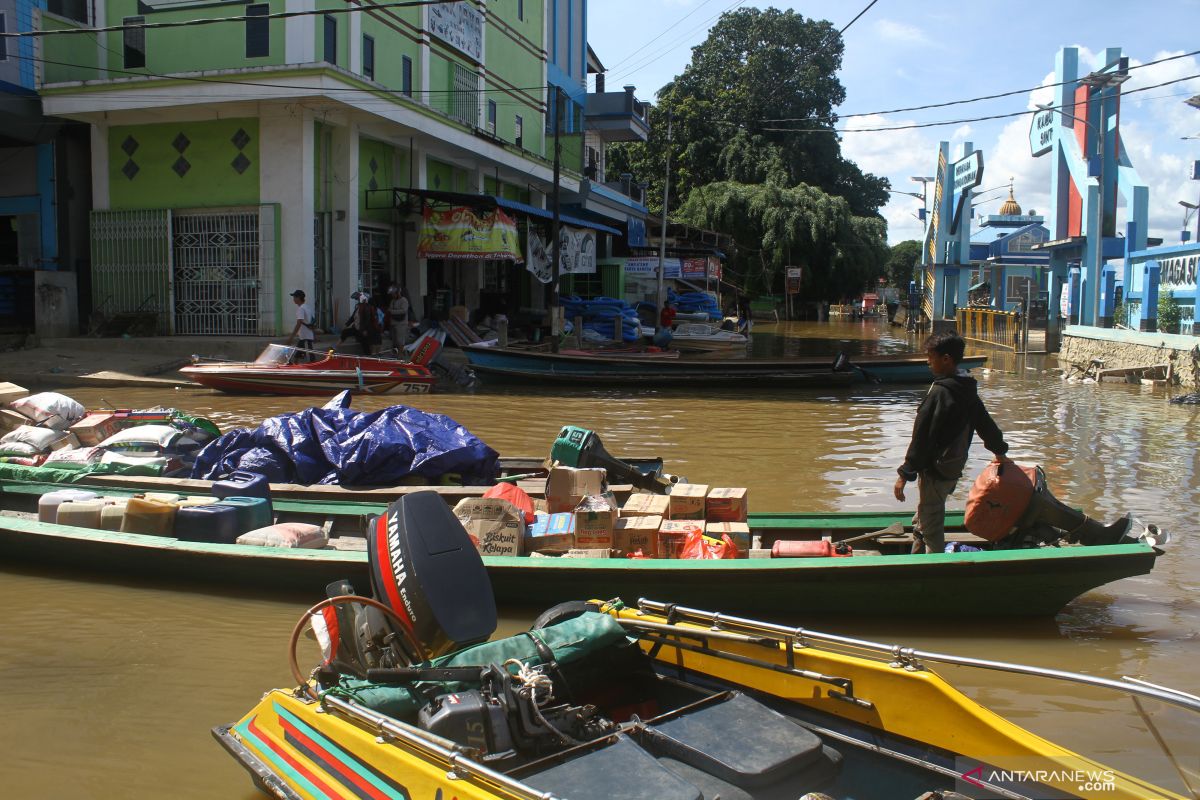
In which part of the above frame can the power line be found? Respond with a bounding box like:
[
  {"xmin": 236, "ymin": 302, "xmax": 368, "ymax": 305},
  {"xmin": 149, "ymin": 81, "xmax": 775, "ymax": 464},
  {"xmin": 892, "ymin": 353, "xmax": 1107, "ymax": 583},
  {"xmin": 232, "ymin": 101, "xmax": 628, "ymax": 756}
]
[
  {"xmin": 837, "ymin": 0, "xmax": 881, "ymax": 35},
  {"xmin": 598, "ymin": 0, "xmax": 721, "ymax": 75},
  {"xmin": 0, "ymin": 0, "xmax": 460, "ymax": 38},
  {"xmin": 758, "ymin": 73, "xmax": 1200, "ymax": 134},
  {"xmin": 606, "ymin": 0, "xmax": 748, "ymax": 84},
  {"xmin": 761, "ymin": 48, "xmax": 1200, "ymax": 122}
]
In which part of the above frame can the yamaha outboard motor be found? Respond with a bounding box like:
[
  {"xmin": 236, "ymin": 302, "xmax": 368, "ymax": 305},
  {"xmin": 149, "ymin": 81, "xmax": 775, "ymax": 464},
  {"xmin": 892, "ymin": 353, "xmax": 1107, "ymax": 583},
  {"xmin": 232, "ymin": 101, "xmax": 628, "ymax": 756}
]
[
  {"xmin": 550, "ymin": 425, "xmax": 675, "ymax": 493},
  {"xmin": 368, "ymin": 491, "xmax": 498, "ymax": 660}
]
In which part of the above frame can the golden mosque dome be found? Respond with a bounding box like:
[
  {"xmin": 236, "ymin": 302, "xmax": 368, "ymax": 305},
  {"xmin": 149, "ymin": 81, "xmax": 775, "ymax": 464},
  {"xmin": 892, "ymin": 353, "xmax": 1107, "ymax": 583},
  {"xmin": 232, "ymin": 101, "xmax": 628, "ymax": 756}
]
[{"xmin": 999, "ymin": 185, "xmax": 1022, "ymax": 216}]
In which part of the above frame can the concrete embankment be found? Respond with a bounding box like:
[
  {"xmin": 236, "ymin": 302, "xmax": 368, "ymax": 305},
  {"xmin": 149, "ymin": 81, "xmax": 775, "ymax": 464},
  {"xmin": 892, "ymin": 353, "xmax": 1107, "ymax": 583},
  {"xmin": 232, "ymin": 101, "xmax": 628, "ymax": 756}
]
[{"xmin": 1060, "ymin": 326, "xmax": 1200, "ymax": 387}]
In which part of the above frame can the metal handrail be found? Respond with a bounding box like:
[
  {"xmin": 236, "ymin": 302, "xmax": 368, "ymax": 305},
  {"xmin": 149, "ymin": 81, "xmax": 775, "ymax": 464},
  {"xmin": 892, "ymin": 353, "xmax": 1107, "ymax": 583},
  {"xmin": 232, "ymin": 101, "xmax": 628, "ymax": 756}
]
[
  {"xmin": 633, "ymin": 599, "xmax": 1200, "ymax": 714},
  {"xmin": 190, "ymin": 344, "xmax": 412, "ymax": 366}
]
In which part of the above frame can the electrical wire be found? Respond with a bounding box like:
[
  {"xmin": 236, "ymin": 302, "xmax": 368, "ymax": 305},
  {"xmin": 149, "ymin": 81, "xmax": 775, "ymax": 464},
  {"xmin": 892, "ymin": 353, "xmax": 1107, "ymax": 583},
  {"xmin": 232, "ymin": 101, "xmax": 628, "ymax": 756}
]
[
  {"xmin": 596, "ymin": 0, "xmax": 721, "ymax": 76},
  {"xmin": 604, "ymin": 0, "xmax": 749, "ymax": 84}
]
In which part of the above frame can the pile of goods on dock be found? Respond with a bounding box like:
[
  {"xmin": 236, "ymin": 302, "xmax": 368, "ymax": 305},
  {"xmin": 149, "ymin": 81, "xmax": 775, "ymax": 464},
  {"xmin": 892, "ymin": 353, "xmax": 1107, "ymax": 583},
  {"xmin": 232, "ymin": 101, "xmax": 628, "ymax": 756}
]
[
  {"xmin": 453, "ymin": 465, "xmax": 750, "ymax": 560},
  {"xmin": 560, "ymin": 296, "xmax": 646, "ymax": 343},
  {"xmin": 35, "ymin": 471, "xmax": 327, "ymax": 548},
  {"xmin": 0, "ymin": 384, "xmax": 218, "ymax": 479}
]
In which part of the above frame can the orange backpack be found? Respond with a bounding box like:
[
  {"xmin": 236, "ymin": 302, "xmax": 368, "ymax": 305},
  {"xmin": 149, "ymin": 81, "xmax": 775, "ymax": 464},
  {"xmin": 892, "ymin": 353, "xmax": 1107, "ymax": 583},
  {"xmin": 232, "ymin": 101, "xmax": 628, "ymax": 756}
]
[{"xmin": 964, "ymin": 459, "xmax": 1039, "ymax": 541}]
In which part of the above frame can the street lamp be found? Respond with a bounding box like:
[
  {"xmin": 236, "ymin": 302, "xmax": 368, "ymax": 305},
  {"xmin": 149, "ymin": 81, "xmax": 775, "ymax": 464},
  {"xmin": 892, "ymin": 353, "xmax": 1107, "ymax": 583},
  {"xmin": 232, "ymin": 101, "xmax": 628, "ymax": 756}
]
[{"xmin": 1182, "ymin": 200, "xmax": 1200, "ymax": 243}]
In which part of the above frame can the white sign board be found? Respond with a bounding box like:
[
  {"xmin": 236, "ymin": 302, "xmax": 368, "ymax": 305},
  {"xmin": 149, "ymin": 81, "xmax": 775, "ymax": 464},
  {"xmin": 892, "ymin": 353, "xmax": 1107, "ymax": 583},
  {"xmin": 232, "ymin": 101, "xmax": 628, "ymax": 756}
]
[
  {"xmin": 428, "ymin": 2, "xmax": 484, "ymax": 62},
  {"xmin": 558, "ymin": 227, "xmax": 597, "ymax": 275},
  {"xmin": 1029, "ymin": 109, "xmax": 1055, "ymax": 158}
]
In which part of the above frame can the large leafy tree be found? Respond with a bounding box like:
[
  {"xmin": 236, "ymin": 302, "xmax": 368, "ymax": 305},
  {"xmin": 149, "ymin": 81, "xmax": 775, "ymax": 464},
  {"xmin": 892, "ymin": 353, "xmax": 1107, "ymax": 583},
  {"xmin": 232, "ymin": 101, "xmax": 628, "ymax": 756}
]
[
  {"xmin": 678, "ymin": 182, "xmax": 889, "ymax": 298},
  {"xmin": 886, "ymin": 240, "xmax": 924, "ymax": 289},
  {"xmin": 608, "ymin": 7, "xmax": 889, "ymax": 216}
]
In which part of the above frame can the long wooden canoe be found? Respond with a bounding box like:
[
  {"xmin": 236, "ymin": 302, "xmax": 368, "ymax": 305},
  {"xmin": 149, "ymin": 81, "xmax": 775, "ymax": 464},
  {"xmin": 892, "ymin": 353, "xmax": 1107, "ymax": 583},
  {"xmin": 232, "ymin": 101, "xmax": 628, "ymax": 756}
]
[{"xmin": 0, "ymin": 485, "xmax": 1160, "ymax": 617}]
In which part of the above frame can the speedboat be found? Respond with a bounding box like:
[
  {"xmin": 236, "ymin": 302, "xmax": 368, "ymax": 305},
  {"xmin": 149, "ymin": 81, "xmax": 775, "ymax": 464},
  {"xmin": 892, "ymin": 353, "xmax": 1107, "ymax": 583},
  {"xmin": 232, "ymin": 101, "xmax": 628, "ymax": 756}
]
[
  {"xmin": 180, "ymin": 344, "xmax": 437, "ymax": 396},
  {"xmin": 215, "ymin": 492, "xmax": 1197, "ymax": 800},
  {"xmin": 669, "ymin": 322, "xmax": 750, "ymax": 353}
]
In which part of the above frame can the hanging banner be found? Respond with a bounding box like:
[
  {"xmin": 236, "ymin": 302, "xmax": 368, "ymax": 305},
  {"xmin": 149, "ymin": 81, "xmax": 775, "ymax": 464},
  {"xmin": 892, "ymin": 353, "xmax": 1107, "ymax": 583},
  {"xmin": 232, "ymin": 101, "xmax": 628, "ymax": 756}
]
[
  {"xmin": 558, "ymin": 226, "xmax": 597, "ymax": 275},
  {"xmin": 625, "ymin": 256, "xmax": 682, "ymax": 278},
  {"xmin": 427, "ymin": 1, "xmax": 483, "ymax": 62},
  {"xmin": 418, "ymin": 206, "xmax": 522, "ymax": 262},
  {"xmin": 681, "ymin": 258, "xmax": 708, "ymax": 279},
  {"xmin": 526, "ymin": 229, "xmax": 552, "ymax": 283}
]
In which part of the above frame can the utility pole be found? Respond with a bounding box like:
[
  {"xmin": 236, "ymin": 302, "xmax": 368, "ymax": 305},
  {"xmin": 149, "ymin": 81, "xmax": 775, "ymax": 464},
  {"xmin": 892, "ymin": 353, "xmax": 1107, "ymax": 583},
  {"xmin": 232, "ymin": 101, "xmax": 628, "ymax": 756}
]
[
  {"xmin": 549, "ymin": 86, "xmax": 563, "ymax": 352},
  {"xmin": 656, "ymin": 111, "xmax": 674, "ymax": 332}
]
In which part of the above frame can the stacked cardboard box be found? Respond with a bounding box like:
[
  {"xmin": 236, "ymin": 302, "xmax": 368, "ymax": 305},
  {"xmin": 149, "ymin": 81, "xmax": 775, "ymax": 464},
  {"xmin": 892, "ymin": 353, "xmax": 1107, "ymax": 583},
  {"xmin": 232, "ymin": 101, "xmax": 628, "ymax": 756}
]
[
  {"xmin": 668, "ymin": 484, "xmax": 709, "ymax": 520},
  {"xmin": 452, "ymin": 498, "xmax": 525, "ymax": 557},
  {"xmin": 611, "ymin": 486, "xmax": 751, "ymax": 559},
  {"xmin": 614, "ymin": 515, "xmax": 662, "ymax": 557}
]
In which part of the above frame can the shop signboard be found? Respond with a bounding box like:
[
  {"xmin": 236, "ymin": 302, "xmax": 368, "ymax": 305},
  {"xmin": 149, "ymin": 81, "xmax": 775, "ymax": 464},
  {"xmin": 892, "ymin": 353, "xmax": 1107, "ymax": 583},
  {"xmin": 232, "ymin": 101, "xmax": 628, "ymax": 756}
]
[
  {"xmin": 625, "ymin": 256, "xmax": 682, "ymax": 278},
  {"xmin": 526, "ymin": 231, "xmax": 552, "ymax": 283},
  {"xmin": 626, "ymin": 216, "xmax": 648, "ymax": 248},
  {"xmin": 786, "ymin": 266, "xmax": 802, "ymax": 295},
  {"xmin": 558, "ymin": 226, "xmax": 597, "ymax": 275},
  {"xmin": 949, "ymin": 150, "xmax": 983, "ymax": 234},
  {"xmin": 681, "ymin": 258, "xmax": 707, "ymax": 278},
  {"xmin": 417, "ymin": 206, "xmax": 522, "ymax": 261},
  {"xmin": 707, "ymin": 256, "xmax": 722, "ymax": 280},
  {"xmin": 428, "ymin": 2, "xmax": 484, "ymax": 62}
]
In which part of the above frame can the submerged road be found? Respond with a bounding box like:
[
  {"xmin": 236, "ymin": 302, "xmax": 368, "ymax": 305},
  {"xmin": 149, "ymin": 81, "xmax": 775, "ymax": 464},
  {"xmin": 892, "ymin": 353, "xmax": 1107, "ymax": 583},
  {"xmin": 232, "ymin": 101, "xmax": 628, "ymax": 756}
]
[{"xmin": 1, "ymin": 319, "xmax": 1196, "ymax": 798}]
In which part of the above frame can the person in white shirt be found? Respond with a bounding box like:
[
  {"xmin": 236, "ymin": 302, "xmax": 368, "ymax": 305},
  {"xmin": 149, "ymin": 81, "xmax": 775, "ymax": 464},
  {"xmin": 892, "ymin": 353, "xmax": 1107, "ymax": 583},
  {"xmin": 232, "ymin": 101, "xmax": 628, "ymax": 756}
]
[
  {"xmin": 286, "ymin": 289, "xmax": 315, "ymax": 360},
  {"xmin": 388, "ymin": 283, "xmax": 410, "ymax": 346}
]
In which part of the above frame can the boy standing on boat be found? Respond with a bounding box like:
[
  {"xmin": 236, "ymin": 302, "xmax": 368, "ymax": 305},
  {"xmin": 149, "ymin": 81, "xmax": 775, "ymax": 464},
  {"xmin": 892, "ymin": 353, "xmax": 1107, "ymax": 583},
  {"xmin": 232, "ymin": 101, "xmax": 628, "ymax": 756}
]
[
  {"xmin": 286, "ymin": 290, "xmax": 315, "ymax": 360},
  {"xmin": 894, "ymin": 332, "xmax": 1009, "ymax": 553}
]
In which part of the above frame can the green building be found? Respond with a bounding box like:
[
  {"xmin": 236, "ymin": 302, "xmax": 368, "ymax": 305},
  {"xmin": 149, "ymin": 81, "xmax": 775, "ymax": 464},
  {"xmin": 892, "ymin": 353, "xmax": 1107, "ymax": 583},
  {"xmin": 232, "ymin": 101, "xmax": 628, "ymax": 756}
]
[{"xmin": 32, "ymin": 0, "xmax": 649, "ymax": 335}]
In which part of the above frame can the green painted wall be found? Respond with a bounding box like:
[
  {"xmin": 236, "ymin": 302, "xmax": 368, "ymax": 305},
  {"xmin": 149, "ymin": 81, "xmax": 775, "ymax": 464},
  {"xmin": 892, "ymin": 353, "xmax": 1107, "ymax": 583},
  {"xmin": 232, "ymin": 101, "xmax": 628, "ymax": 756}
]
[
  {"xmin": 100, "ymin": 0, "xmax": 285, "ymax": 75},
  {"xmin": 315, "ymin": 0, "xmax": 350, "ymax": 70},
  {"xmin": 360, "ymin": 10, "xmax": 422, "ymax": 93},
  {"xmin": 108, "ymin": 118, "xmax": 260, "ymax": 210},
  {"xmin": 359, "ymin": 137, "xmax": 394, "ymax": 223},
  {"xmin": 427, "ymin": 158, "xmax": 469, "ymax": 194},
  {"xmin": 43, "ymin": 16, "xmax": 98, "ymax": 83},
  {"xmin": 484, "ymin": 1, "xmax": 545, "ymax": 157}
]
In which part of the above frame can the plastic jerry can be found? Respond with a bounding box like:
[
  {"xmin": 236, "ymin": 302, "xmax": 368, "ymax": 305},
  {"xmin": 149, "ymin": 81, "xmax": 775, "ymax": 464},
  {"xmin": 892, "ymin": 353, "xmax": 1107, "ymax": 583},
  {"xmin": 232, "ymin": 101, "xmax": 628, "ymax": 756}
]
[
  {"xmin": 99, "ymin": 501, "xmax": 129, "ymax": 532},
  {"xmin": 120, "ymin": 497, "xmax": 178, "ymax": 536},
  {"xmin": 212, "ymin": 471, "xmax": 272, "ymax": 502},
  {"xmin": 218, "ymin": 496, "xmax": 273, "ymax": 534},
  {"xmin": 174, "ymin": 504, "xmax": 240, "ymax": 544},
  {"xmin": 178, "ymin": 496, "xmax": 219, "ymax": 508},
  {"xmin": 143, "ymin": 492, "xmax": 184, "ymax": 504},
  {"xmin": 38, "ymin": 489, "xmax": 99, "ymax": 523},
  {"xmin": 55, "ymin": 499, "xmax": 105, "ymax": 529}
]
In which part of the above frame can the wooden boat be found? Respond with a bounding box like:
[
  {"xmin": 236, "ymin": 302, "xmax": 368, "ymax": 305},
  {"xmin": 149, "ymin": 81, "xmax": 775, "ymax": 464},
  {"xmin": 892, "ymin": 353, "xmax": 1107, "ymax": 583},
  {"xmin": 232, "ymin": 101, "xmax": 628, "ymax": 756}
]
[
  {"xmin": 463, "ymin": 343, "xmax": 986, "ymax": 385},
  {"xmin": 669, "ymin": 322, "xmax": 750, "ymax": 353},
  {"xmin": 180, "ymin": 344, "xmax": 437, "ymax": 396},
  {"xmin": 214, "ymin": 595, "xmax": 1199, "ymax": 800},
  {"xmin": 0, "ymin": 480, "xmax": 1161, "ymax": 617}
]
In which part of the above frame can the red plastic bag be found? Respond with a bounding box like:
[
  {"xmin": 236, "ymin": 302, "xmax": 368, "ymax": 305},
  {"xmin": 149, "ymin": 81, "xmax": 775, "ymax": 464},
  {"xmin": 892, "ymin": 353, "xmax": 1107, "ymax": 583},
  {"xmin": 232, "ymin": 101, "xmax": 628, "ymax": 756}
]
[
  {"xmin": 965, "ymin": 459, "xmax": 1039, "ymax": 541},
  {"xmin": 679, "ymin": 530, "xmax": 739, "ymax": 560},
  {"xmin": 483, "ymin": 482, "xmax": 536, "ymax": 525}
]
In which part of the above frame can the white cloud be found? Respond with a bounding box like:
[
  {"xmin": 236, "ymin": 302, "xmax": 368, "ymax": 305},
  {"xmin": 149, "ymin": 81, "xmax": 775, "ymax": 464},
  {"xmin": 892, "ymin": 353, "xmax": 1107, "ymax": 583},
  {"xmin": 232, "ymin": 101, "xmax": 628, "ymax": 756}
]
[{"xmin": 873, "ymin": 19, "xmax": 934, "ymax": 47}]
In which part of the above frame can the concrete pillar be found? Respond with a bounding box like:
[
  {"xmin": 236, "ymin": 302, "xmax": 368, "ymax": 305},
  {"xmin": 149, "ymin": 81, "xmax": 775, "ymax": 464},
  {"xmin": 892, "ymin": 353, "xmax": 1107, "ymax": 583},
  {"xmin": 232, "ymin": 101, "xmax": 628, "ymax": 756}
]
[
  {"xmin": 259, "ymin": 105, "xmax": 315, "ymax": 335},
  {"xmin": 1067, "ymin": 266, "xmax": 1080, "ymax": 325},
  {"xmin": 284, "ymin": 0, "xmax": 316, "ymax": 64},
  {"xmin": 1099, "ymin": 269, "xmax": 1115, "ymax": 328},
  {"xmin": 349, "ymin": 8, "xmax": 362, "ymax": 75},
  {"xmin": 90, "ymin": 122, "xmax": 110, "ymax": 210},
  {"xmin": 1141, "ymin": 262, "xmax": 1159, "ymax": 332}
]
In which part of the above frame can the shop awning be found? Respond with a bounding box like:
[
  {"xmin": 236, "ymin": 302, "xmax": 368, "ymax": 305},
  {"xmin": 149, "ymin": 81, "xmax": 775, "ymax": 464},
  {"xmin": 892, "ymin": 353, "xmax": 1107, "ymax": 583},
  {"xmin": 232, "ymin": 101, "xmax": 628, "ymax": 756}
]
[{"xmin": 493, "ymin": 196, "xmax": 621, "ymax": 236}]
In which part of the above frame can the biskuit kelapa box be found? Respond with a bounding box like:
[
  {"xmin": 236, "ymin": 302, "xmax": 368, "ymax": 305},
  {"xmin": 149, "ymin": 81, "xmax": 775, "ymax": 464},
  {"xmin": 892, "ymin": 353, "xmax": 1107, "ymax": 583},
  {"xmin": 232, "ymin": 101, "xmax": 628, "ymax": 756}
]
[
  {"xmin": 614, "ymin": 514, "xmax": 663, "ymax": 558},
  {"xmin": 706, "ymin": 488, "xmax": 748, "ymax": 522},
  {"xmin": 621, "ymin": 492, "xmax": 671, "ymax": 519}
]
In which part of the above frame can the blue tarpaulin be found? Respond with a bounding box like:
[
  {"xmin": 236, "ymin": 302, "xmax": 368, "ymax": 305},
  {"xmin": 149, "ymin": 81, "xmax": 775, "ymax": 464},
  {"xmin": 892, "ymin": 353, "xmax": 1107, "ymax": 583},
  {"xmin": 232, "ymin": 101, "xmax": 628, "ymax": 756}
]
[{"xmin": 190, "ymin": 391, "xmax": 498, "ymax": 486}]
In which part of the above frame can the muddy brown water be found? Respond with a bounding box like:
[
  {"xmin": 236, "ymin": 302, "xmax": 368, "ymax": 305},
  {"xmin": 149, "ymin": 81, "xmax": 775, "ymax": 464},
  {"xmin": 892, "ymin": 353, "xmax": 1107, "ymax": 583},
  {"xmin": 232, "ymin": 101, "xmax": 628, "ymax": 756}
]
[{"xmin": 1, "ymin": 320, "xmax": 1197, "ymax": 798}]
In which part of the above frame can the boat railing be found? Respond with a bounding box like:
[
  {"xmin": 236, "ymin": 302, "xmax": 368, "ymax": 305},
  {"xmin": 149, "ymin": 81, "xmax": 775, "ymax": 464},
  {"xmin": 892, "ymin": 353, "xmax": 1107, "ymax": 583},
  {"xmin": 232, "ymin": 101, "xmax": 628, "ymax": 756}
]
[
  {"xmin": 632, "ymin": 599, "xmax": 1200, "ymax": 715},
  {"xmin": 191, "ymin": 344, "xmax": 413, "ymax": 366}
]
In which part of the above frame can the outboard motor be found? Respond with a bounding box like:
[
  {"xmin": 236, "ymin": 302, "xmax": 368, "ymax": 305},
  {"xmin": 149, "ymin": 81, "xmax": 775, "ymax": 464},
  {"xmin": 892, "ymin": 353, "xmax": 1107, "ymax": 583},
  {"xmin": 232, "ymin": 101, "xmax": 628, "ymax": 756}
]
[
  {"xmin": 368, "ymin": 491, "xmax": 498, "ymax": 660},
  {"xmin": 550, "ymin": 426, "xmax": 675, "ymax": 493},
  {"xmin": 965, "ymin": 460, "xmax": 1138, "ymax": 548}
]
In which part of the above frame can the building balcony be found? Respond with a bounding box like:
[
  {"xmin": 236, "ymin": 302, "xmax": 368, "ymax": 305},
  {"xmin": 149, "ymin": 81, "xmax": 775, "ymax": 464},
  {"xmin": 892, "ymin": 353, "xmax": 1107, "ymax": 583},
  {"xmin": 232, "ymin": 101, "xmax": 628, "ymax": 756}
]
[{"xmin": 585, "ymin": 85, "xmax": 650, "ymax": 143}]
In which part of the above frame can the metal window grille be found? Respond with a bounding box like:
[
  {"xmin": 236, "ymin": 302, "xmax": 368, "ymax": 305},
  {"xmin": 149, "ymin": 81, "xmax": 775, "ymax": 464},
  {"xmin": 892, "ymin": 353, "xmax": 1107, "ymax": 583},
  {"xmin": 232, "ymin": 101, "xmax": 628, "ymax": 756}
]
[
  {"xmin": 172, "ymin": 210, "xmax": 261, "ymax": 335},
  {"xmin": 323, "ymin": 15, "xmax": 337, "ymax": 65},
  {"xmin": 362, "ymin": 34, "xmax": 375, "ymax": 80},
  {"xmin": 0, "ymin": 14, "xmax": 7, "ymax": 61},
  {"xmin": 313, "ymin": 212, "xmax": 332, "ymax": 329},
  {"xmin": 451, "ymin": 63, "xmax": 477, "ymax": 126},
  {"xmin": 90, "ymin": 209, "xmax": 173, "ymax": 334}
]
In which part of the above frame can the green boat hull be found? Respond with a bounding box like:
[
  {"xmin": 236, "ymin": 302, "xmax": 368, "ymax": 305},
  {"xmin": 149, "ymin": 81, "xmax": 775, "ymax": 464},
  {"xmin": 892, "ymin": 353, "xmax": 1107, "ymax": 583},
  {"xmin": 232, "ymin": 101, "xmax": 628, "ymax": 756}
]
[{"xmin": 0, "ymin": 513, "xmax": 1157, "ymax": 618}]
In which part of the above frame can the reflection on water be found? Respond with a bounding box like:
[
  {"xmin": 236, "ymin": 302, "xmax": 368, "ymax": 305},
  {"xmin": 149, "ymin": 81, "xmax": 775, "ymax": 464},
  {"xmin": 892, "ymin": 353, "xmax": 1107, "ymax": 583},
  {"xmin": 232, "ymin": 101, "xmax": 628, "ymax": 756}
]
[{"xmin": 1, "ymin": 320, "xmax": 1197, "ymax": 797}]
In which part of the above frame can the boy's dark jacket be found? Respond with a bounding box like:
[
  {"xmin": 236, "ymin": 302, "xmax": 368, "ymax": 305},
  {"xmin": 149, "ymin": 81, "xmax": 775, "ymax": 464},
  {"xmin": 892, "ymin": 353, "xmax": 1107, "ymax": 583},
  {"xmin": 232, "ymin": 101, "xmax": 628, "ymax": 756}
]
[{"xmin": 898, "ymin": 373, "xmax": 1007, "ymax": 481}]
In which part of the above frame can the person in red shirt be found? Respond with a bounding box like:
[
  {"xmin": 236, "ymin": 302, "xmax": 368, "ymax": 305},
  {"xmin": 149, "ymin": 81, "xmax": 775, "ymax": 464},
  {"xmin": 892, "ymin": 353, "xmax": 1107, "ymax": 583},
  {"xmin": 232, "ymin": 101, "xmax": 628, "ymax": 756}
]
[{"xmin": 659, "ymin": 302, "xmax": 677, "ymax": 330}]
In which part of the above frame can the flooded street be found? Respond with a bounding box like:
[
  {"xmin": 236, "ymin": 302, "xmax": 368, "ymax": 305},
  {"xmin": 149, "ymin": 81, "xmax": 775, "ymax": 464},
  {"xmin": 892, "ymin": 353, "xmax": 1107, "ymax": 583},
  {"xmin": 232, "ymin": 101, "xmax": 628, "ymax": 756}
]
[{"xmin": 1, "ymin": 320, "xmax": 1197, "ymax": 798}]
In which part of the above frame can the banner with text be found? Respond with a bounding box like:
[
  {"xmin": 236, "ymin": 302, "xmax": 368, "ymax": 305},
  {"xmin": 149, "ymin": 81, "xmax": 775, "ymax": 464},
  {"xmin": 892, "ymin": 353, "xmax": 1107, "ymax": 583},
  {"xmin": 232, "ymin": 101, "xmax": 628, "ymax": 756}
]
[
  {"xmin": 625, "ymin": 256, "xmax": 682, "ymax": 278},
  {"xmin": 418, "ymin": 206, "xmax": 523, "ymax": 262}
]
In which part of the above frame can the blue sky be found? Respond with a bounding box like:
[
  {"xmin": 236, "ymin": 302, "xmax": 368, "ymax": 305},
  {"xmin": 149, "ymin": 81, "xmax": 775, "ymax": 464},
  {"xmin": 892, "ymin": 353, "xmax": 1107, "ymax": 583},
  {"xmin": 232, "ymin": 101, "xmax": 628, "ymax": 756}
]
[{"xmin": 587, "ymin": 1, "xmax": 1200, "ymax": 245}]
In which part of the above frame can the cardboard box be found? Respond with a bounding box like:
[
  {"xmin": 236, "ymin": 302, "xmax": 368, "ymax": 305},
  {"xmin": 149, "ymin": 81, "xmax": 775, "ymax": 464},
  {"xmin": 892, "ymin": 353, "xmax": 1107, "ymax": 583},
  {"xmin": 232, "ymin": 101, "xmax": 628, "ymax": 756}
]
[
  {"xmin": 545, "ymin": 466, "xmax": 607, "ymax": 514},
  {"xmin": 48, "ymin": 432, "xmax": 81, "ymax": 452},
  {"xmin": 621, "ymin": 492, "xmax": 670, "ymax": 519},
  {"xmin": 573, "ymin": 494, "xmax": 617, "ymax": 549},
  {"xmin": 658, "ymin": 519, "xmax": 705, "ymax": 559},
  {"xmin": 562, "ymin": 548, "xmax": 611, "ymax": 559},
  {"xmin": 668, "ymin": 484, "xmax": 709, "ymax": 520},
  {"xmin": 0, "ymin": 382, "xmax": 29, "ymax": 406},
  {"xmin": 705, "ymin": 522, "xmax": 751, "ymax": 557},
  {"xmin": 452, "ymin": 498, "xmax": 525, "ymax": 557},
  {"xmin": 69, "ymin": 413, "xmax": 124, "ymax": 447},
  {"xmin": 706, "ymin": 488, "xmax": 748, "ymax": 522},
  {"xmin": 0, "ymin": 408, "xmax": 31, "ymax": 435},
  {"xmin": 526, "ymin": 512, "xmax": 576, "ymax": 552},
  {"xmin": 614, "ymin": 514, "xmax": 663, "ymax": 558}
]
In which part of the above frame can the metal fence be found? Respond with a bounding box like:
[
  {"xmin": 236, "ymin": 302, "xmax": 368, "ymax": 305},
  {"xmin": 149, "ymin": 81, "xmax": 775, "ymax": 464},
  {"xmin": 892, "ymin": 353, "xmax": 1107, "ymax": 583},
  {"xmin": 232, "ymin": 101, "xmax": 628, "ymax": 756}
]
[
  {"xmin": 172, "ymin": 210, "xmax": 262, "ymax": 335},
  {"xmin": 90, "ymin": 209, "xmax": 173, "ymax": 334},
  {"xmin": 957, "ymin": 307, "xmax": 1027, "ymax": 352}
]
